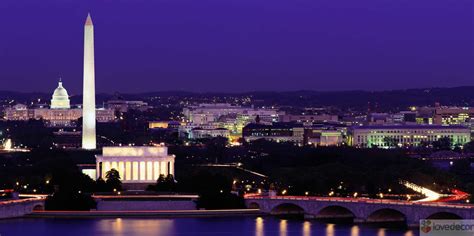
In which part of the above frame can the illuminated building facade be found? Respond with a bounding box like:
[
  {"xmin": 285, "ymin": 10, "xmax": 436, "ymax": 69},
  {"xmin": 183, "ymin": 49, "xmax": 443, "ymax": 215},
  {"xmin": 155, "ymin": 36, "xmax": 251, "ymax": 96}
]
[
  {"xmin": 181, "ymin": 103, "xmax": 282, "ymax": 140},
  {"xmin": 242, "ymin": 122, "xmax": 306, "ymax": 144},
  {"xmin": 4, "ymin": 104, "xmax": 32, "ymax": 120},
  {"xmin": 4, "ymin": 79, "xmax": 114, "ymax": 127},
  {"xmin": 433, "ymin": 106, "xmax": 474, "ymax": 126},
  {"xmin": 96, "ymin": 146, "xmax": 175, "ymax": 184},
  {"xmin": 50, "ymin": 79, "xmax": 71, "ymax": 109},
  {"xmin": 148, "ymin": 121, "xmax": 182, "ymax": 129},
  {"xmin": 307, "ymin": 130, "xmax": 343, "ymax": 146},
  {"xmin": 189, "ymin": 128, "xmax": 230, "ymax": 139},
  {"xmin": 242, "ymin": 122, "xmax": 347, "ymax": 145},
  {"xmin": 350, "ymin": 125, "xmax": 471, "ymax": 148}
]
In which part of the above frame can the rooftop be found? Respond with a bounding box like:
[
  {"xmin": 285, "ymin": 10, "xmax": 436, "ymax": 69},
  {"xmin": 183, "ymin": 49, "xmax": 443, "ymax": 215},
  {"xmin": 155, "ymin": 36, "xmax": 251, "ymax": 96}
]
[{"xmin": 351, "ymin": 125, "xmax": 469, "ymax": 130}]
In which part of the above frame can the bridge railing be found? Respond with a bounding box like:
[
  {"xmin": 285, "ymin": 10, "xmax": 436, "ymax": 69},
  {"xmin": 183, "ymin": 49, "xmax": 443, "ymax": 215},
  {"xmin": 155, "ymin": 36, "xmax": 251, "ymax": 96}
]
[
  {"xmin": 244, "ymin": 195, "xmax": 474, "ymax": 209},
  {"xmin": 0, "ymin": 197, "xmax": 44, "ymax": 206}
]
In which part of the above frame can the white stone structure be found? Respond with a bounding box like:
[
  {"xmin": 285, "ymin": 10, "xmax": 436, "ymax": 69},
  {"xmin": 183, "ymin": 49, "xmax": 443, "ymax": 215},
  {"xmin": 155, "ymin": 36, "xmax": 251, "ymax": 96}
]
[
  {"xmin": 350, "ymin": 125, "xmax": 471, "ymax": 148},
  {"xmin": 4, "ymin": 79, "xmax": 115, "ymax": 127},
  {"xmin": 82, "ymin": 13, "xmax": 96, "ymax": 149},
  {"xmin": 96, "ymin": 146, "xmax": 175, "ymax": 184},
  {"xmin": 50, "ymin": 79, "xmax": 71, "ymax": 109},
  {"xmin": 189, "ymin": 128, "xmax": 230, "ymax": 139}
]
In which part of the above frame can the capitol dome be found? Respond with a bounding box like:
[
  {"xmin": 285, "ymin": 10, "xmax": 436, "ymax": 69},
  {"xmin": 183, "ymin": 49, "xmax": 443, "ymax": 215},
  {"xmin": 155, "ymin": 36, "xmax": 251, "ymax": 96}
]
[{"xmin": 51, "ymin": 79, "xmax": 71, "ymax": 109}]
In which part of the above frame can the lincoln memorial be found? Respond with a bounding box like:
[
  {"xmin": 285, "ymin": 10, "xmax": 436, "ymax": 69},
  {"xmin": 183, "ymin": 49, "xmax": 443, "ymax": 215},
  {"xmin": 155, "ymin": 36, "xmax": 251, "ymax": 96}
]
[{"xmin": 96, "ymin": 146, "xmax": 175, "ymax": 184}]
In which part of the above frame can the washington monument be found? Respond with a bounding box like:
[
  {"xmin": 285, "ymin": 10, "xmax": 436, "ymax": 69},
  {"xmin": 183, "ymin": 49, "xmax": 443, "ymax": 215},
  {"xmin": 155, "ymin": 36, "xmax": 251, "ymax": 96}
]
[{"xmin": 82, "ymin": 13, "xmax": 96, "ymax": 149}]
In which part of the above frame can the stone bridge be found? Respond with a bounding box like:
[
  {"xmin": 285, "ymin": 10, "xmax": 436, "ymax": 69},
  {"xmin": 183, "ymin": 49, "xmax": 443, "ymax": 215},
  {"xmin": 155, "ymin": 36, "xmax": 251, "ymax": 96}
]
[
  {"xmin": 0, "ymin": 198, "xmax": 45, "ymax": 219},
  {"xmin": 245, "ymin": 196, "xmax": 474, "ymax": 226}
]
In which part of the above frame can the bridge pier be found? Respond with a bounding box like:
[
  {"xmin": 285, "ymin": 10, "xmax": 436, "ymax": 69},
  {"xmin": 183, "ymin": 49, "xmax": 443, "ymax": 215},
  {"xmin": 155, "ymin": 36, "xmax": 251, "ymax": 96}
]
[
  {"xmin": 407, "ymin": 220, "xmax": 420, "ymax": 228},
  {"xmin": 354, "ymin": 218, "xmax": 366, "ymax": 224}
]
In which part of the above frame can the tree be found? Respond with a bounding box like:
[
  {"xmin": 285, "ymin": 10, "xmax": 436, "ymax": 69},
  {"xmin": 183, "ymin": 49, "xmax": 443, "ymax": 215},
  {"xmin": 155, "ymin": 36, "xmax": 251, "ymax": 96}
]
[
  {"xmin": 95, "ymin": 177, "xmax": 108, "ymax": 192},
  {"xmin": 105, "ymin": 168, "xmax": 122, "ymax": 191},
  {"xmin": 383, "ymin": 137, "xmax": 398, "ymax": 148},
  {"xmin": 433, "ymin": 137, "xmax": 452, "ymax": 150},
  {"xmin": 450, "ymin": 159, "xmax": 471, "ymax": 176},
  {"xmin": 148, "ymin": 174, "xmax": 176, "ymax": 192},
  {"xmin": 206, "ymin": 136, "xmax": 228, "ymax": 164},
  {"xmin": 463, "ymin": 141, "xmax": 474, "ymax": 153}
]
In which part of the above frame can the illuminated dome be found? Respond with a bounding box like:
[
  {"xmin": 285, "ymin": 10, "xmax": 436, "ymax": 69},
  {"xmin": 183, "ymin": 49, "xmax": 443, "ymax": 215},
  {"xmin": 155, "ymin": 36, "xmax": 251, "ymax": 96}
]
[{"xmin": 51, "ymin": 79, "xmax": 71, "ymax": 109}]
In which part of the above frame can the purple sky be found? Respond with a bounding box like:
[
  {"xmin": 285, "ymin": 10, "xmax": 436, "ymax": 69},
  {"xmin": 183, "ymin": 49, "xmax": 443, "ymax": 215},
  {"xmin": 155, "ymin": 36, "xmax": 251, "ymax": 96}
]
[{"xmin": 0, "ymin": 0, "xmax": 472, "ymax": 93}]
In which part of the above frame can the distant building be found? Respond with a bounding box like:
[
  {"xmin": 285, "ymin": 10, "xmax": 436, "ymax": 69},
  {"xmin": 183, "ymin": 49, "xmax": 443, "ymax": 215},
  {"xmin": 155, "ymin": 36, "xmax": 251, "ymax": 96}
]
[
  {"xmin": 433, "ymin": 106, "xmax": 474, "ymax": 126},
  {"xmin": 189, "ymin": 128, "xmax": 230, "ymax": 139},
  {"xmin": 148, "ymin": 121, "xmax": 181, "ymax": 130},
  {"xmin": 307, "ymin": 130, "xmax": 343, "ymax": 146},
  {"xmin": 408, "ymin": 105, "xmax": 474, "ymax": 126},
  {"xmin": 181, "ymin": 103, "xmax": 282, "ymax": 140},
  {"xmin": 280, "ymin": 114, "xmax": 339, "ymax": 123},
  {"xmin": 183, "ymin": 103, "xmax": 281, "ymax": 125},
  {"xmin": 4, "ymin": 80, "xmax": 115, "ymax": 127},
  {"xmin": 4, "ymin": 104, "xmax": 32, "ymax": 121},
  {"xmin": 242, "ymin": 121, "xmax": 347, "ymax": 146},
  {"xmin": 242, "ymin": 122, "xmax": 306, "ymax": 144},
  {"xmin": 349, "ymin": 125, "xmax": 471, "ymax": 148},
  {"xmin": 96, "ymin": 146, "xmax": 175, "ymax": 187},
  {"xmin": 50, "ymin": 79, "xmax": 71, "ymax": 109},
  {"xmin": 107, "ymin": 100, "xmax": 150, "ymax": 113},
  {"xmin": 367, "ymin": 113, "xmax": 390, "ymax": 124}
]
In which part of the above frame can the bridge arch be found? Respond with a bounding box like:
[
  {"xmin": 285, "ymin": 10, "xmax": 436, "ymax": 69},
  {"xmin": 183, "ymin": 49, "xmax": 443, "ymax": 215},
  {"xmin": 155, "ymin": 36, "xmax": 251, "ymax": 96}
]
[
  {"xmin": 248, "ymin": 202, "xmax": 260, "ymax": 209},
  {"xmin": 367, "ymin": 208, "xmax": 407, "ymax": 223},
  {"xmin": 316, "ymin": 205, "xmax": 355, "ymax": 220},
  {"xmin": 270, "ymin": 203, "xmax": 306, "ymax": 216},
  {"xmin": 426, "ymin": 212, "xmax": 463, "ymax": 219}
]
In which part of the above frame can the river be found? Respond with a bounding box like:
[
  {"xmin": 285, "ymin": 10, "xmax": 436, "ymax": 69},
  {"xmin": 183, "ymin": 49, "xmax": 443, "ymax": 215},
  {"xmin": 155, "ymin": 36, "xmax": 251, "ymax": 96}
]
[{"xmin": 0, "ymin": 216, "xmax": 418, "ymax": 236}]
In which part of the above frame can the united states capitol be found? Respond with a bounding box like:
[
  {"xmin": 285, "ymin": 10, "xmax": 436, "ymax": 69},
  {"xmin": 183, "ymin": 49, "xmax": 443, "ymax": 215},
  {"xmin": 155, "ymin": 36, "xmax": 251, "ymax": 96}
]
[{"xmin": 4, "ymin": 79, "xmax": 114, "ymax": 127}]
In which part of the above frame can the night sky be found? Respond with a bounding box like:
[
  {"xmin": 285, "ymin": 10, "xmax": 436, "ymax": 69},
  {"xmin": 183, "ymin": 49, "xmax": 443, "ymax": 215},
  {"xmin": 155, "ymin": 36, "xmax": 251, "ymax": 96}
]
[{"xmin": 0, "ymin": 0, "xmax": 472, "ymax": 94}]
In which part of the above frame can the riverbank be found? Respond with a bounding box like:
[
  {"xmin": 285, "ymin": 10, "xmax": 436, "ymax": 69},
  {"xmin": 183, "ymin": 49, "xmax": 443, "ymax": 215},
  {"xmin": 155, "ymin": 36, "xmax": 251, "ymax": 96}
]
[{"xmin": 27, "ymin": 209, "xmax": 262, "ymax": 218}]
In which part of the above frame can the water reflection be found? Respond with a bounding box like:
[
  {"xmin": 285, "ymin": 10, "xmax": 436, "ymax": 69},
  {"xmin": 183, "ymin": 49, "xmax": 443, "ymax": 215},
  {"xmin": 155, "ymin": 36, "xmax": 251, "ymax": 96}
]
[
  {"xmin": 378, "ymin": 228, "xmax": 386, "ymax": 236},
  {"xmin": 256, "ymin": 217, "xmax": 264, "ymax": 236},
  {"xmin": 112, "ymin": 218, "xmax": 123, "ymax": 233},
  {"xmin": 96, "ymin": 218, "xmax": 174, "ymax": 236},
  {"xmin": 279, "ymin": 219, "xmax": 288, "ymax": 236},
  {"xmin": 404, "ymin": 231, "xmax": 415, "ymax": 236},
  {"xmin": 303, "ymin": 221, "xmax": 311, "ymax": 236},
  {"xmin": 0, "ymin": 217, "xmax": 418, "ymax": 236},
  {"xmin": 326, "ymin": 223, "xmax": 335, "ymax": 236},
  {"xmin": 351, "ymin": 225, "xmax": 360, "ymax": 236}
]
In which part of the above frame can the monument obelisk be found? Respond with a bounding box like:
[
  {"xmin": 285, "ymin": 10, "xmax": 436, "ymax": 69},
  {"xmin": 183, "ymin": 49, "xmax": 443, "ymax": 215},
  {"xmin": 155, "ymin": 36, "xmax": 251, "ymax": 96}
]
[{"xmin": 82, "ymin": 13, "xmax": 96, "ymax": 149}]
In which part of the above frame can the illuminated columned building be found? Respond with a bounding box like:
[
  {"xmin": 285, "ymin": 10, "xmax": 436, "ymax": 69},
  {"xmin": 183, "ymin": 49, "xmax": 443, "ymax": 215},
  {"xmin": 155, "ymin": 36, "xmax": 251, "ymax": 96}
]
[
  {"xmin": 4, "ymin": 79, "xmax": 115, "ymax": 127},
  {"xmin": 96, "ymin": 146, "xmax": 175, "ymax": 184}
]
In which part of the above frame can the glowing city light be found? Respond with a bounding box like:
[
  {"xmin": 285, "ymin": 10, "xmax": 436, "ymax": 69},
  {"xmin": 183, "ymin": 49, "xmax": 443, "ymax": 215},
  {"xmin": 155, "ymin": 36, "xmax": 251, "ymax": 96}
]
[
  {"xmin": 3, "ymin": 139, "xmax": 12, "ymax": 151},
  {"xmin": 401, "ymin": 180, "xmax": 442, "ymax": 202}
]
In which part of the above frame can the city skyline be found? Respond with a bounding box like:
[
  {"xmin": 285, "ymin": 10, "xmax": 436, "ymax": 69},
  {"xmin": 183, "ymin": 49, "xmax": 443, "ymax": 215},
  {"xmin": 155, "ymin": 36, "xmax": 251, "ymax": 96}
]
[
  {"xmin": 0, "ymin": 0, "xmax": 472, "ymax": 93},
  {"xmin": 1, "ymin": 1, "xmax": 473, "ymax": 235}
]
